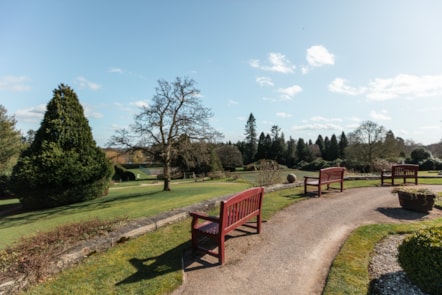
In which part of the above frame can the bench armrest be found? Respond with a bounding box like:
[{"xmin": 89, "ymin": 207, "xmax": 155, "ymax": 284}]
[
  {"xmin": 190, "ymin": 212, "xmax": 220, "ymax": 223},
  {"xmin": 304, "ymin": 176, "xmax": 319, "ymax": 182}
]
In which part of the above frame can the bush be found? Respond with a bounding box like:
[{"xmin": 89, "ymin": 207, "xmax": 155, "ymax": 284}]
[
  {"xmin": 112, "ymin": 164, "xmax": 136, "ymax": 181},
  {"xmin": 398, "ymin": 227, "xmax": 442, "ymax": 294},
  {"xmin": 10, "ymin": 85, "xmax": 113, "ymax": 210}
]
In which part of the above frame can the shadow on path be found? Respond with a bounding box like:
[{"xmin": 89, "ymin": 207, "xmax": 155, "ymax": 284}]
[{"xmin": 376, "ymin": 207, "xmax": 430, "ymax": 220}]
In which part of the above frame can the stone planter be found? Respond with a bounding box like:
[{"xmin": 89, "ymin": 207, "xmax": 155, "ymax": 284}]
[{"xmin": 397, "ymin": 190, "xmax": 436, "ymax": 213}]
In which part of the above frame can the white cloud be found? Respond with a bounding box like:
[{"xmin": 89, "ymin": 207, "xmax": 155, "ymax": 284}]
[
  {"xmin": 329, "ymin": 78, "xmax": 365, "ymax": 95},
  {"xmin": 309, "ymin": 116, "xmax": 343, "ymax": 123},
  {"xmin": 0, "ymin": 75, "xmax": 31, "ymax": 91},
  {"xmin": 15, "ymin": 104, "xmax": 46, "ymax": 123},
  {"xmin": 109, "ymin": 68, "xmax": 123, "ymax": 73},
  {"xmin": 291, "ymin": 123, "xmax": 343, "ymax": 131},
  {"xmin": 250, "ymin": 52, "xmax": 295, "ymax": 74},
  {"xmin": 228, "ymin": 99, "xmax": 238, "ymax": 106},
  {"xmin": 306, "ymin": 45, "xmax": 335, "ymax": 67},
  {"xmin": 370, "ymin": 109, "xmax": 391, "ymax": 121},
  {"xmin": 75, "ymin": 76, "xmax": 101, "ymax": 91},
  {"xmin": 277, "ymin": 85, "xmax": 302, "ymax": 100},
  {"xmin": 256, "ymin": 76, "xmax": 274, "ymax": 87},
  {"xmin": 330, "ymin": 74, "xmax": 442, "ymax": 101},
  {"xmin": 83, "ymin": 105, "xmax": 104, "ymax": 119},
  {"xmin": 130, "ymin": 100, "xmax": 149, "ymax": 108},
  {"xmin": 276, "ymin": 112, "xmax": 293, "ymax": 118},
  {"xmin": 367, "ymin": 74, "xmax": 442, "ymax": 101}
]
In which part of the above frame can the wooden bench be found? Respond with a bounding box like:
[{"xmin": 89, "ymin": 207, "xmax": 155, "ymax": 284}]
[
  {"xmin": 304, "ymin": 167, "xmax": 345, "ymax": 197},
  {"xmin": 190, "ymin": 187, "xmax": 264, "ymax": 265},
  {"xmin": 381, "ymin": 164, "xmax": 419, "ymax": 186}
]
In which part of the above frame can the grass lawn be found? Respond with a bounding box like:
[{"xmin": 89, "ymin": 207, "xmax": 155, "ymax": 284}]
[
  {"xmin": 21, "ymin": 184, "xmax": 306, "ymax": 295},
  {"xmin": 0, "ymin": 180, "xmax": 251, "ymax": 249},
  {"xmin": 2, "ymin": 172, "xmax": 442, "ymax": 294}
]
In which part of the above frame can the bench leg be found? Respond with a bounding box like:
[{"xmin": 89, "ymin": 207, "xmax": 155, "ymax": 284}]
[{"xmin": 218, "ymin": 236, "xmax": 225, "ymax": 265}]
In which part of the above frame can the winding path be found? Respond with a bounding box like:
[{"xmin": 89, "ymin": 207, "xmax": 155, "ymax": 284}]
[{"xmin": 172, "ymin": 185, "xmax": 442, "ymax": 295}]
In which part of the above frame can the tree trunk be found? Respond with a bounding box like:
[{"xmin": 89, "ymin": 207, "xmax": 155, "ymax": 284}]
[
  {"xmin": 163, "ymin": 163, "xmax": 171, "ymax": 191},
  {"xmin": 163, "ymin": 178, "xmax": 171, "ymax": 191}
]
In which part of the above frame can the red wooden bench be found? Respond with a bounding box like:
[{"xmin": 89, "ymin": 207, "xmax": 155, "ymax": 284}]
[
  {"xmin": 304, "ymin": 167, "xmax": 345, "ymax": 197},
  {"xmin": 190, "ymin": 187, "xmax": 264, "ymax": 265},
  {"xmin": 381, "ymin": 164, "xmax": 419, "ymax": 186}
]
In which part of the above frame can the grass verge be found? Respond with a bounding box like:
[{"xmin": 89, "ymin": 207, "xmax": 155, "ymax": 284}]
[
  {"xmin": 21, "ymin": 186, "xmax": 306, "ymax": 294},
  {"xmin": 323, "ymin": 217, "xmax": 442, "ymax": 294}
]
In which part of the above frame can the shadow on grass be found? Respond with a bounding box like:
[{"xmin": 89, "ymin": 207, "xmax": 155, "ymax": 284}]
[{"xmin": 115, "ymin": 241, "xmax": 189, "ymax": 286}]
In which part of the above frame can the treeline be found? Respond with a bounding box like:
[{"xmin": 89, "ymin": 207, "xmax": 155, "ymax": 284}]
[{"xmin": 235, "ymin": 113, "xmax": 442, "ymax": 172}]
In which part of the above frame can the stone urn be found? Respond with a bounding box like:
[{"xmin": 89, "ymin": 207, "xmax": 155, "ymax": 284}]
[
  {"xmin": 393, "ymin": 187, "xmax": 436, "ymax": 213},
  {"xmin": 287, "ymin": 173, "xmax": 297, "ymax": 184}
]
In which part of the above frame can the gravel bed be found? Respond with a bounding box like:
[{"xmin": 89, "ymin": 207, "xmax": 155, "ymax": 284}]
[{"xmin": 369, "ymin": 235, "xmax": 428, "ymax": 295}]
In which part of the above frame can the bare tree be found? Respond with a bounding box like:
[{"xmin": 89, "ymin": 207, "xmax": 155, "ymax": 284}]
[{"xmin": 109, "ymin": 77, "xmax": 221, "ymax": 191}]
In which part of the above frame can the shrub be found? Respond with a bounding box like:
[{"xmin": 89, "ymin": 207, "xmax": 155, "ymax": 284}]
[
  {"xmin": 10, "ymin": 84, "xmax": 113, "ymax": 210},
  {"xmin": 112, "ymin": 164, "xmax": 136, "ymax": 181},
  {"xmin": 398, "ymin": 227, "xmax": 442, "ymax": 294}
]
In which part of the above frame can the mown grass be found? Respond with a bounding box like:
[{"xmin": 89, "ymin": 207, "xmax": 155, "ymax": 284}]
[
  {"xmin": 2, "ymin": 172, "xmax": 441, "ymax": 294},
  {"xmin": 0, "ymin": 180, "xmax": 250, "ymax": 249},
  {"xmin": 22, "ymin": 186, "xmax": 306, "ymax": 295}
]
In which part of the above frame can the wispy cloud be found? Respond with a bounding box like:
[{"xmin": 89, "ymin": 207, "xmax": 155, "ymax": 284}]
[
  {"xmin": 292, "ymin": 116, "xmax": 344, "ymax": 132},
  {"xmin": 291, "ymin": 123, "xmax": 343, "ymax": 132},
  {"xmin": 367, "ymin": 74, "xmax": 442, "ymax": 100},
  {"xmin": 15, "ymin": 104, "xmax": 46, "ymax": 123},
  {"xmin": 83, "ymin": 104, "xmax": 104, "ymax": 119},
  {"xmin": 276, "ymin": 112, "xmax": 293, "ymax": 118},
  {"xmin": 370, "ymin": 109, "xmax": 391, "ymax": 121},
  {"xmin": 277, "ymin": 85, "xmax": 302, "ymax": 100},
  {"xmin": 309, "ymin": 116, "xmax": 343, "ymax": 123},
  {"xmin": 250, "ymin": 52, "xmax": 295, "ymax": 74},
  {"xmin": 75, "ymin": 76, "xmax": 101, "ymax": 91},
  {"xmin": 108, "ymin": 68, "xmax": 123, "ymax": 74},
  {"xmin": 0, "ymin": 75, "xmax": 31, "ymax": 91},
  {"xmin": 228, "ymin": 99, "xmax": 238, "ymax": 106},
  {"xmin": 329, "ymin": 78, "xmax": 365, "ymax": 95},
  {"xmin": 130, "ymin": 100, "xmax": 149, "ymax": 108},
  {"xmin": 329, "ymin": 74, "xmax": 442, "ymax": 101},
  {"xmin": 256, "ymin": 76, "xmax": 274, "ymax": 87}
]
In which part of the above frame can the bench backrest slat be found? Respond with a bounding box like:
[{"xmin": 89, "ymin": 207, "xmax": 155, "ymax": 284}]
[
  {"xmin": 220, "ymin": 187, "xmax": 264, "ymax": 234},
  {"xmin": 319, "ymin": 167, "xmax": 345, "ymax": 182},
  {"xmin": 392, "ymin": 164, "xmax": 418, "ymax": 177}
]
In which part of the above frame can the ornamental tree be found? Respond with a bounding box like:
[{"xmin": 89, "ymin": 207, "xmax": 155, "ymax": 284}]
[
  {"xmin": 110, "ymin": 77, "xmax": 221, "ymax": 191},
  {"xmin": 11, "ymin": 84, "xmax": 112, "ymax": 210}
]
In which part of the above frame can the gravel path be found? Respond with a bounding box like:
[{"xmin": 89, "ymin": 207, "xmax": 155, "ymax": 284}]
[{"xmin": 172, "ymin": 185, "xmax": 442, "ymax": 295}]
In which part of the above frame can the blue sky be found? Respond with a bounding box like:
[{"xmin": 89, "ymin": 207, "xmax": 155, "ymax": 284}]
[{"xmin": 1, "ymin": 1, "xmax": 442, "ymax": 146}]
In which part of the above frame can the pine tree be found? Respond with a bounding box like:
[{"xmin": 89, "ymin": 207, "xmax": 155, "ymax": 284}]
[
  {"xmin": 11, "ymin": 84, "xmax": 112, "ymax": 210},
  {"xmin": 243, "ymin": 113, "xmax": 257, "ymax": 164}
]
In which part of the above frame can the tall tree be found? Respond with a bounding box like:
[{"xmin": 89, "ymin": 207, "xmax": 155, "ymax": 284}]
[
  {"xmin": 338, "ymin": 131, "xmax": 348, "ymax": 159},
  {"xmin": 110, "ymin": 77, "xmax": 220, "ymax": 191},
  {"xmin": 315, "ymin": 135, "xmax": 325, "ymax": 158},
  {"xmin": 326, "ymin": 134, "xmax": 340, "ymax": 161},
  {"xmin": 0, "ymin": 105, "xmax": 22, "ymax": 177},
  {"xmin": 11, "ymin": 84, "xmax": 112, "ymax": 210},
  {"xmin": 243, "ymin": 113, "xmax": 257, "ymax": 164},
  {"xmin": 255, "ymin": 132, "xmax": 267, "ymax": 160},
  {"xmin": 296, "ymin": 138, "xmax": 309, "ymax": 163},
  {"xmin": 0, "ymin": 105, "xmax": 23, "ymax": 197},
  {"xmin": 346, "ymin": 120, "xmax": 386, "ymax": 170}
]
